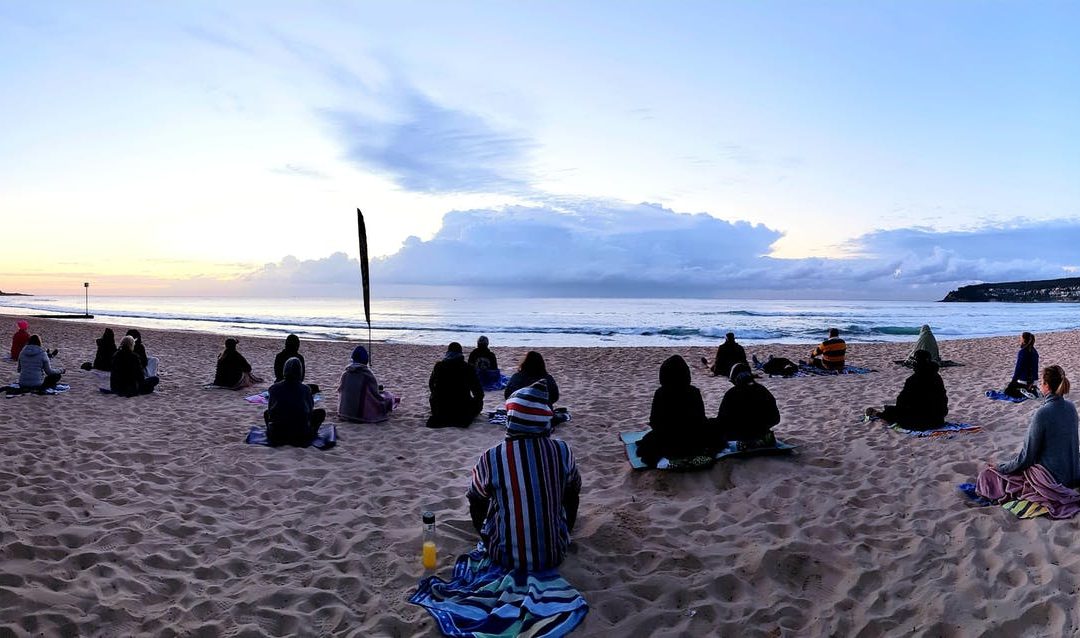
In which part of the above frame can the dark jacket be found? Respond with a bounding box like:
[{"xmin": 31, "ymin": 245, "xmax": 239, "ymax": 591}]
[
  {"xmin": 638, "ymin": 356, "xmax": 708, "ymax": 464},
  {"xmin": 214, "ymin": 348, "xmax": 252, "ymax": 387},
  {"xmin": 110, "ymin": 349, "xmax": 146, "ymax": 397},
  {"xmin": 274, "ymin": 350, "xmax": 305, "ymax": 382},
  {"xmin": 93, "ymin": 332, "xmax": 117, "ymax": 371},
  {"xmin": 711, "ymin": 340, "xmax": 748, "ymax": 377},
  {"xmin": 1012, "ymin": 347, "xmax": 1039, "ymax": 386},
  {"xmin": 998, "ymin": 395, "xmax": 1080, "ymax": 486},
  {"xmin": 504, "ymin": 372, "xmax": 560, "ymax": 406},
  {"xmin": 429, "ymin": 354, "xmax": 484, "ymax": 426},
  {"xmin": 468, "ymin": 346, "xmax": 498, "ymax": 371},
  {"xmin": 713, "ymin": 382, "xmax": 781, "ymax": 444},
  {"xmin": 266, "ymin": 358, "xmax": 315, "ymax": 445},
  {"xmin": 892, "ymin": 360, "xmax": 948, "ymax": 429}
]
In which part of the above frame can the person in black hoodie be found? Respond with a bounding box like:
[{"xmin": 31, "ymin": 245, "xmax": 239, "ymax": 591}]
[
  {"xmin": 86, "ymin": 328, "xmax": 117, "ymax": 371},
  {"xmin": 213, "ymin": 338, "xmax": 260, "ymax": 389},
  {"xmin": 265, "ymin": 357, "xmax": 325, "ymax": 446},
  {"xmin": 637, "ymin": 355, "xmax": 709, "ymax": 467},
  {"xmin": 110, "ymin": 335, "xmax": 160, "ymax": 397},
  {"xmin": 274, "ymin": 334, "xmax": 306, "ymax": 382},
  {"xmin": 866, "ymin": 349, "xmax": 948, "ymax": 430},
  {"xmin": 702, "ymin": 333, "xmax": 748, "ymax": 377},
  {"xmin": 710, "ymin": 362, "xmax": 781, "ymax": 448},
  {"xmin": 427, "ymin": 342, "xmax": 484, "ymax": 428}
]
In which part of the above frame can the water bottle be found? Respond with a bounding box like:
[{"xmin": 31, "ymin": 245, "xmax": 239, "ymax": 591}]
[{"xmin": 421, "ymin": 511, "xmax": 437, "ymax": 570}]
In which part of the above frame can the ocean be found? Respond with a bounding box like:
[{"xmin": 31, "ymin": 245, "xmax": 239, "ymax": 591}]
[{"xmin": 1, "ymin": 295, "xmax": 1077, "ymax": 347}]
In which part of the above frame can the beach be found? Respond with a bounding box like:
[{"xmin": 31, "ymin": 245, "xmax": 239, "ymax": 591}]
[{"xmin": 3, "ymin": 313, "xmax": 1080, "ymax": 636}]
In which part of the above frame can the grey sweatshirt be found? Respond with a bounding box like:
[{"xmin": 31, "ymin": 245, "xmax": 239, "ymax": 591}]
[
  {"xmin": 997, "ymin": 395, "xmax": 1080, "ymax": 486},
  {"xmin": 17, "ymin": 344, "xmax": 59, "ymax": 387}
]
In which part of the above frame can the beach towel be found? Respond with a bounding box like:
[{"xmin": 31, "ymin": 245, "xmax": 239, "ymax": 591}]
[
  {"xmin": 894, "ymin": 359, "xmax": 963, "ymax": 369},
  {"xmin": 619, "ymin": 430, "xmax": 796, "ymax": 471},
  {"xmin": 985, "ymin": 390, "xmax": 1028, "ymax": 403},
  {"xmin": 752, "ymin": 359, "xmax": 873, "ymax": 378},
  {"xmin": 243, "ymin": 390, "xmax": 323, "ymax": 405},
  {"xmin": 975, "ymin": 464, "xmax": 1080, "ymax": 520},
  {"xmin": 870, "ymin": 417, "xmax": 982, "ymax": 438},
  {"xmin": 410, "ymin": 542, "xmax": 588, "ymax": 638},
  {"xmin": 3, "ymin": 383, "xmax": 70, "ymax": 396},
  {"xmin": 478, "ymin": 369, "xmax": 509, "ymax": 392},
  {"xmin": 489, "ymin": 407, "xmax": 571, "ymax": 427},
  {"xmin": 243, "ymin": 423, "xmax": 338, "ymax": 450}
]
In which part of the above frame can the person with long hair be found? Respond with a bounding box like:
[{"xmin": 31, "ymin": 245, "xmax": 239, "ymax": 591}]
[
  {"xmin": 976, "ymin": 365, "xmax": 1080, "ymax": 518},
  {"xmin": 110, "ymin": 335, "xmax": 160, "ymax": 396},
  {"xmin": 82, "ymin": 327, "xmax": 117, "ymax": 371},
  {"xmin": 213, "ymin": 338, "xmax": 261, "ymax": 389},
  {"xmin": 504, "ymin": 351, "xmax": 560, "ymax": 406},
  {"xmin": 1004, "ymin": 331, "xmax": 1040, "ymax": 398},
  {"xmin": 17, "ymin": 335, "xmax": 63, "ymax": 390}
]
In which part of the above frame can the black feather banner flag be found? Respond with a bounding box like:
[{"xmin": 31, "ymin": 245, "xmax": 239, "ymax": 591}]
[{"xmin": 357, "ymin": 208, "xmax": 372, "ymax": 353}]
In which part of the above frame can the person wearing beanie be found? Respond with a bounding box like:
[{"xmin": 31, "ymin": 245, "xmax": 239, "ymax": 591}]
[
  {"xmin": 264, "ymin": 357, "xmax": 326, "ymax": 446},
  {"xmin": 10, "ymin": 320, "xmax": 30, "ymax": 361},
  {"xmin": 213, "ymin": 338, "xmax": 261, "ymax": 389},
  {"xmin": 337, "ymin": 345, "xmax": 396, "ymax": 423},
  {"xmin": 466, "ymin": 379, "xmax": 581, "ymax": 570},
  {"xmin": 865, "ymin": 349, "xmax": 948, "ymax": 430},
  {"xmin": 273, "ymin": 334, "xmax": 306, "ymax": 383},
  {"xmin": 709, "ymin": 361, "xmax": 781, "ymax": 449},
  {"xmin": 427, "ymin": 342, "xmax": 484, "ymax": 428},
  {"xmin": 976, "ymin": 365, "xmax": 1080, "ymax": 518},
  {"xmin": 110, "ymin": 335, "xmax": 160, "ymax": 397},
  {"xmin": 17, "ymin": 334, "xmax": 64, "ymax": 390},
  {"xmin": 637, "ymin": 355, "xmax": 709, "ymax": 467}
]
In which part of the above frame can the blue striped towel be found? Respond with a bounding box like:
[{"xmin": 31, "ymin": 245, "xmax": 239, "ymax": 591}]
[{"xmin": 410, "ymin": 542, "xmax": 588, "ymax": 637}]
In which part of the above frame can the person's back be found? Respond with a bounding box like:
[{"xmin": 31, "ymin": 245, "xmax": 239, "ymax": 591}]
[
  {"xmin": 214, "ymin": 339, "xmax": 251, "ymax": 387},
  {"xmin": 711, "ymin": 334, "xmax": 748, "ymax": 377},
  {"xmin": 17, "ymin": 337, "xmax": 61, "ymax": 389},
  {"xmin": 11, "ymin": 321, "xmax": 30, "ymax": 361},
  {"xmin": 907, "ymin": 325, "xmax": 940, "ymax": 364},
  {"xmin": 428, "ymin": 343, "xmax": 484, "ymax": 427},
  {"xmin": 274, "ymin": 334, "xmax": 305, "ymax": 382},
  {"xmin": 504, "ymin": 351, "xmax": 560, "ymax": 405},
  {"xmin": 338, "ymin": 346, "xmax": 392, "ymax": 423},
  {"xmin": 93, "ymin": 329, "xmax": 117, "ymax": 371},
  {"xmin": 468, "ymin": 347, "xmax": 497, "ymax": 371},
  {"xmin": 714, "ymin": 364, "xmax": 780, "ymax": 444},
  {"xmin": 812, "ymin": 333, "xmax": 846, "ymax": 370},
  {"xmin": 467, "ymin": 381, "xmax": 581, "ymax": 571},
  {"xmin": 894, "ymin": 359, "xmax": 948, "ymax": 429},
  {"xmin": 999, "ymin": 394, "xmax": 1080, "ymax": 486},
  {"xmin": 639, "ymin": 355, "xmax": 707, "ymax": 464},
  {"xmin": 110, "ymin": 348, "xmax": 145, "ymax": 396},
  {"xmin": 266, "ymin": 358, "xmax": 316, "ymax": 445}
]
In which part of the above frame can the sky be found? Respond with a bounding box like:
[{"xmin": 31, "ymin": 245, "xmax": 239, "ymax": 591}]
[{"xmin": 1, "ymin": 1, "xmax": 1077, "ymax": 299}]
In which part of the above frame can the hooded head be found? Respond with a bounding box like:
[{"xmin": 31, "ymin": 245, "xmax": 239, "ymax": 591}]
[
  {"xmin": 284, "ymin": 357, "xmax": 303, "ymax": 381},
  {"xmin": 477, "ymin": 335, "xmax": 489, "ymax": 348},
  {"xmin": 126, "ymin": 329, "xmax": 141, "ymax": 342},
  {"xmin": 729, "ymin": 362, "xmax": 754, "ymax": 385},
  {"xmin": 284, "ymin": 334, "xmax": 300, "ymax": 353},
  {"xmin": 101, "ymin": 328, "xmax": 115, "ymax": 344},
  {"xmin": 725, "ymin": 332, "xmax": 735, "ymax": 343},
  {"xmin": 911, "ymin": 349, "xmax": 938, "ymax": 373},
  {"xmin": 659, "ymin": 355, "xmax": 691, "ymax": 388},
  {"xmin": 920, "ymin": 325, "xmax": 931, "ymax": 335},
  {"xmin": 351, "ymin": 345, "xmax": 369, "ymax": 364},
  {"xmin": 505, "ymin": 379, "xmax": 553, "ymax": 438},
  {"xmin": 444, "ymin": 342, "xmax": 463, "ymax": 360},
  {"xmin": 225, "ymin": 338, "xmax": 238, "ymax": 350},
  {"xmin": 16, "ymin": 320, "xmax": 28, "ymax": 331}
]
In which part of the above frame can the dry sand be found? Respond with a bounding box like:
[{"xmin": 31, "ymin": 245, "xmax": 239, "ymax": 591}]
[{"xmin": 2, "ymin": 313, "xmax": 1080, "ymax": 637}]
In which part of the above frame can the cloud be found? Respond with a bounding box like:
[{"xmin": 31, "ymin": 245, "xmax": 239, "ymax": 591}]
[
  {"xmin": 271, "ymin": 163, "xmax": 328, "ymax": 179},
  {"xmin": 320, "ymin": 87, "xmax": 534, "ymax": 194}
]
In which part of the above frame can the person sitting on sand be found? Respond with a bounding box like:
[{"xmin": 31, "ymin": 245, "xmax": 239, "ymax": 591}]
[
  {"xmin": 504, "ymin": 351, "xmax": 560, "ymax": 407},
  {"xmin": 10, "ymin": 320, "xmax": 30, "ymax": 361},
  {"xmin": 637, "ymin": 355, "xmax": 709, "ymax": 467},
  {"xmin": 710, "ymin": 362, "xmax": 781, "ymax": 449},
  {"xmin": 1004, "ymin": 332, "xmax": 1040, "ymax": 399},
  {"xmin": 213, "ymin": 338, "xmax": 261, "ymax": 390},
  {"xmin": 337, "ymin": 345, "xmax": 395, "ymax": 423},
  {"xmin": 125, "ymin": 329, "xmax": 159, "ymax": 378},
  {"xmin": 91, "ymin": 328, "xmax": 117, "ymax": 371},
  {"xmin": 110, "ymin": 335, "xmax": 160, "ymax": 397},
  {"xmin": 975, "ymin": 365, "xmax": 1080, "ymax": 518},
  {"xmin": 702, "ymin": 332, "xmax": 748, "ymax": 377},
  {"xmin": 906, "ymin": 325, "xmax": 941, "ymax": 365},
  {"xmin": 468, "ymin": 335, "xmax": 505, "ymax": 390},
  {"xmin": 809, "ymin": 328, "xmax": 846, "ymax": 371},
  {"xmin": 273, "ymin": 334, "xmax": 306, "ymax": 383},
  {"xmin": 865, "ymin": 349, "xmax": 948, "ymax": 430},
  {"xmin": 427, "ymin": 342, "xmax": 484, "ymax": 428},
  {"xmin": 264, "ymin": 357, "xmax": 326, "ymax": 446},
  {"xmin": 17, "ymin": 335, "xmax": 64, "ymax": 391},
  {"xmin": 467, "ymin": 379, "xmax": 581, "ymax": 570}
]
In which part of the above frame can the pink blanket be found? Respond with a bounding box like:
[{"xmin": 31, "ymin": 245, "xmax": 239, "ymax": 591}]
[{"xmin": 976, "ymin": 464, "xmax": 1080, "ymax": 519}]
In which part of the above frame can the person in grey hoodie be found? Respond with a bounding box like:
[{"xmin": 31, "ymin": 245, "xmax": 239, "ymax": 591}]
[
  {"xmin": 17, "ymin": 335, "xmax": 64, "ymax": 390},
  {"xmin": 337, "ymin": 345, "xmax": 395, "ymax": 423}
]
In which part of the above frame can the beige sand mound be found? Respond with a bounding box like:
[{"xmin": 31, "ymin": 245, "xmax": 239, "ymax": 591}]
[{"xmin": 2, "ymin": 315, "xmax": 1079, "ymax": 636}]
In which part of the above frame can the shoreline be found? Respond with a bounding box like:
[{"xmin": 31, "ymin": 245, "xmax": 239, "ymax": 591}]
[{"xmin": 3, "ymin": 314, "xmax": 1080, "ymax": 634}]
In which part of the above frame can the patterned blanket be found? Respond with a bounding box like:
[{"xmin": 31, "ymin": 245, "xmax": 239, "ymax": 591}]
[
  {"xmin": 619, "ymin": 430, "xmax": 796, "ymax": 471},
  {"xmin": 410, "ymin": 542, "xmax": 588, "ymax": 638},
  {"xmin": 243, "ymin": 423, "xmax": 337, "ymax": 450}
]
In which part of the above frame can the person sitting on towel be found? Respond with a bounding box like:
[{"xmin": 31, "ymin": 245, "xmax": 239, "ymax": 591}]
[
  {"xmin": 337, "ymin": 345, "xmax": 395, "ymax": 423},
  {"xmin": 976, "ymin": 366, "xmax": 1080, "ymax": 510},
  {"xmin": 468, "ymin": 335, "xmax": 504, "ymax": 390},
  {"xmin": 710, "ymin": 362, "xmax": 781, "ymax": 449},
  {"xmin": 809, "ymin": 328, "xmax": 846, "ymax": 371},
  {"xmin": 264, "ymin": 357, "xmax": 326, "ymax": 446},
  {"xmin": 467, "ymin": 379, "xmax": 581, "ymax": 570},
  {"xmin": 906, "ymin": 324, "xmax": 941, "ymax": 365},
  {"xmin": 10, "ymin": 319, "xmax": 30, "ymax": 361},
  {"xmin": 110, "ymin": 335, "xmax": 160, "ymax": 397},
  {"xmin": 865, "ymin": 349, "xmax": 948, "ymax": 430},
  {"xmin": 1004, "ymin": 332, "xmax": 1040, "ymax": 399},
  {"xmin": 125, "ymin": 329, "xmax": 159, "ymax": 378},
  {"xmin": 504, "ymin": 351, "xmax": 560, "ymax": 407},
  {"xmin": 274, "ymin": 334, "xmax": 306, "ymax": 382},
  {"xmin": 427, "ymin": 342, "xmax": 484, "ymax": 427},
  {"xmin": 704, "ymin": 332, "xmax": 748, "ymax": 377},
  {"xmin": 213, "ymin": 338, "xmax": 261, "ymax": 389},
  {"xmin": 17, "ymin": 335, "xmax": 64, "ymax": 391},
  {"xmin": 637, "ymin": 355, "xmax": 709, "ymax": 467}
]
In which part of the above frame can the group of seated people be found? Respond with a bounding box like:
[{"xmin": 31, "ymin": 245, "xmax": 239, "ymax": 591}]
[{"xmin": 78, "ymin": 327, "xmax": 161, "ymax": 397}]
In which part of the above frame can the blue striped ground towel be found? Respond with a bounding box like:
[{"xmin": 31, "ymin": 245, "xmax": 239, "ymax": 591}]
[{"xmin": 410, "ymin": 543, "xmax": 588, "ymax": 637}]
